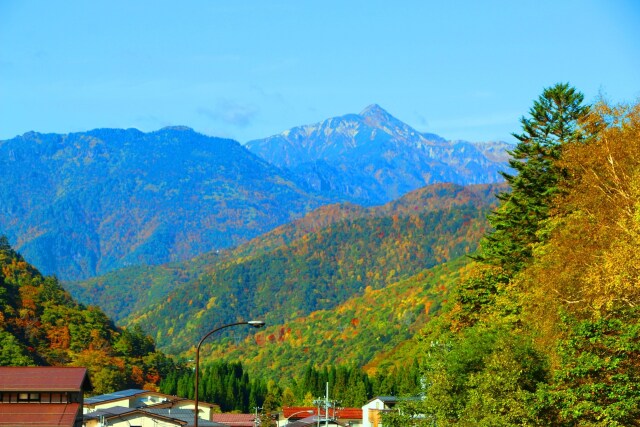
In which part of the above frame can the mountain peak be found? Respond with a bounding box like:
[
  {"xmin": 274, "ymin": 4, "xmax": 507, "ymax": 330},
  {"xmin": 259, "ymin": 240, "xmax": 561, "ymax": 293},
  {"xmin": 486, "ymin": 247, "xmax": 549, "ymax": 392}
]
[
  {"xmin": 359, "ymin": 104, "xmax": 390, "ymax": 117},
  {"xmin": 358, "ymin": 104, "xmax": 400, "ymax": 130},
  {"xmin": 358, "ymin": 104, "xmax": 411, "ymax": 134},
  {"xmin": 159, "ymin": 125, "xmax": 194, "ymax": 132}
]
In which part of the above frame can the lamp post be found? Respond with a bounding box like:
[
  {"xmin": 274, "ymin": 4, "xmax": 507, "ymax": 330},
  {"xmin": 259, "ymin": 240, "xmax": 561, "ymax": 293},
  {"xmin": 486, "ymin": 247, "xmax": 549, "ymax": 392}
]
[{"xmin": 194, "ymin": 320, "xmax": 265, "ymax": 427}]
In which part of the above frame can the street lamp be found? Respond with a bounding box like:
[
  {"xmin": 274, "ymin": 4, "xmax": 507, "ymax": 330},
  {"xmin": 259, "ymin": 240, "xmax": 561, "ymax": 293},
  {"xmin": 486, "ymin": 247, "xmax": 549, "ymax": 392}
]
[{"xmin": 194, "ymin": 320, "xmax": 266, "ymax": 427}]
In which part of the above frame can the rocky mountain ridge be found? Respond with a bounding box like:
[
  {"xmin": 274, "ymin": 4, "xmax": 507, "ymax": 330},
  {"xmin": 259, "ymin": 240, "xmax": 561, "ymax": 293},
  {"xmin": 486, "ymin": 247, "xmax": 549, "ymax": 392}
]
[{"xmin": 246, "ymin": 104, "xmax": 510, "ymax": 204}]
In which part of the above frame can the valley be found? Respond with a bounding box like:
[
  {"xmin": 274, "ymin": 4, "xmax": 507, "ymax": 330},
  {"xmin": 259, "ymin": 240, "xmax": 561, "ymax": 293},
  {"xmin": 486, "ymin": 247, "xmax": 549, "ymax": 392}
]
[{"xmin": 2, "ymin": 89, "xmax": 638, "ymax": 424}]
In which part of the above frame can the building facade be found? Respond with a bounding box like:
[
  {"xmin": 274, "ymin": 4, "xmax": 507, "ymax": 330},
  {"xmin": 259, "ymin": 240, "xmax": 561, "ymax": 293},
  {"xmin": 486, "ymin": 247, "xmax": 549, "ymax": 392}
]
[
  {"xmin": 83, "ymin": 389, "xmax": 221, "ymax": 426},
  {"xmin": 0, "ymin": 366, "xmax": 90, "ymax": 427}
]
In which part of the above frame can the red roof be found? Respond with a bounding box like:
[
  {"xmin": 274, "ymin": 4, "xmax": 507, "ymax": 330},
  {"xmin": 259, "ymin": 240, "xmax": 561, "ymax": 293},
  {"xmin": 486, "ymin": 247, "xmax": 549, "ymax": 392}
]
[
  {"xmin": 335, "ymin": 407, "xmax": 363, "ymax": 419},
  {"xmin": 0, "ymin": 403, "xmax": 80, "ymax": 427},
  {"xmin": 211, "ymin": 413, "xmax": 256, "ymax": 426},
  {"xmin": 283, "ymin": 406, "xmax": 362, "ymax": 420},
  {"xmin": 0, "ymin": 367, "xmax": 89, "ymax": 391},
  {"xmin": 283, "ymin": 407, "xmax": 316, "ymax": 418}
]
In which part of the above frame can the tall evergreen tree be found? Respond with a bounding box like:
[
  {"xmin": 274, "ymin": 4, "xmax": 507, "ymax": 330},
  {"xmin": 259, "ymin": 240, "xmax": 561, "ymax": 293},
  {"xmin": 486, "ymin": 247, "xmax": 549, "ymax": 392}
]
[{"xmin": 478, "ymin": 83, "xmax": 591, "ymax": 272}]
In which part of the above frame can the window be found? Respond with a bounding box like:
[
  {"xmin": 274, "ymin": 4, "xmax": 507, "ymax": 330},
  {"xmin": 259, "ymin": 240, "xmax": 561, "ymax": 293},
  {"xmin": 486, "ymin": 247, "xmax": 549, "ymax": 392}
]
[
  {"xmin": 17, "ymin": 392, "xmax": 41, "ymax": 403},
  {"xmin": 0, "ymin": 392, "xmax": 18, "ymax": 403},
  {"xmin": 0, "ymin": 391, "xmax": 72, "ymax": 403}
]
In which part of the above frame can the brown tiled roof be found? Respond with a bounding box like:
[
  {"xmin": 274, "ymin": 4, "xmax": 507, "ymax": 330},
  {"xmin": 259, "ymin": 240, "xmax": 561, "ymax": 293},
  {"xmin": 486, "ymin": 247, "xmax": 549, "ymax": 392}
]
[
  {"xmin": 0, "ymin": 367, "xmax": 89, "ymax": 392},
  {"xmin": 0, "ymin": 403, "xmax": 80, "ymax": 427},
  {"xmin": 211, "ymin": 413, "xmax": 256, "ymax": 426}
]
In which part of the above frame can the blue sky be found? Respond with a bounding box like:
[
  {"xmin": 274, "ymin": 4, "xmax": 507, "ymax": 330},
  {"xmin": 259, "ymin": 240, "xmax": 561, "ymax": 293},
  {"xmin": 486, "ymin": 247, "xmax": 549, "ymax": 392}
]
[{"xmin": 1, "ymin": 0, "xmax": 639, "ymax": 143}]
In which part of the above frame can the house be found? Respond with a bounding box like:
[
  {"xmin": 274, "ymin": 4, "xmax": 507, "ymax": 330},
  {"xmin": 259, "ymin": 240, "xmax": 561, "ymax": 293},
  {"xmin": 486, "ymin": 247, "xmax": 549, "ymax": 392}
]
[
  {"xmin": 361, "ymin": 397, "xmax": 399, "ymax": 427},
  {"xmin": 83, "ymin": 407, "xmax": 226, "ymax": 427},
  {"xmin": 362, "ymin": 396, "xmax": 424, "ymax": 427},
  {"xmin": 83, "ymin": 388, "xmax": 218, "ymax": 420},
  {"xmin": 0, "ymin": 366, "xmax": 91, "ymax": 427},
  {"xmin": 279, "ymin": 406, "xmax": 362, "ymax": 427}
]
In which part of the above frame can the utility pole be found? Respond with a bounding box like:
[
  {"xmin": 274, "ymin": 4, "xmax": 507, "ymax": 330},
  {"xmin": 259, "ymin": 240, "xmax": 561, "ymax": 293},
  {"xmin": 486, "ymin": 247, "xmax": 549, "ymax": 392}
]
[
  {"xmin": 313, "ymin": 399, "xmax": 321, "ymax": 427},
  {"xmin": 314, "ymin": 383, "xmax": 332, "ymax": 427},
  {"xmin": 325, "ymin": 382, "xmax": 329, "ymax": 427},
  {"xmin": 254, "ymin": 406, "xmax": 262, "ymax": 427}
]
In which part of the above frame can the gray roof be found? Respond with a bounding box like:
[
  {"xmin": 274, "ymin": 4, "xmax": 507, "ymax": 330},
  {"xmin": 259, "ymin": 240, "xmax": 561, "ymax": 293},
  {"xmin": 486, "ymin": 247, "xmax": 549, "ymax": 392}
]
[
  {"xmin": 145, "ymin": 408, "xmax": 194, "ymax": 415},
  {"xmin": 146, "ymin": 408, "xmax": 227, "ymax": 425},
  {"xmin": 84, "ymin": 406, "xmax": 226, "ymax": 426},
  {"xmin": 286, "ymin": 415, "xmax": 341, "ymax": 427},
  {"xmin": 83, "ymin": 406, "xmax": 134, "ymax": 420},
  {"xmin": 367, "ymin": 396, "xmax": 398, "ymax": 404}
]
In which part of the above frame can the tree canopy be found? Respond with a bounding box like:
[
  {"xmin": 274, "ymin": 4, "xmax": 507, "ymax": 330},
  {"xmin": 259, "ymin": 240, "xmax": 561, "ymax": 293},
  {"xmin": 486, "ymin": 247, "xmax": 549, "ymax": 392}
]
[{"xmin": 384, "ymin": 89, "xmax": 640, "ymax": 425}]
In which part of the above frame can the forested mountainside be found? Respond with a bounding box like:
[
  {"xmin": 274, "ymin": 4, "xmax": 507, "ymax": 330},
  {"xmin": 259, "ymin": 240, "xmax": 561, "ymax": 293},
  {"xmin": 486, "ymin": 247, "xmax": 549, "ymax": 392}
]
[
  {"xmin": 66, "ymin": 182, "xmax": 500, "ymax": 324},
  {"xmin": 380, "ymin": 89, "xmax": 640, "ymax": 425},
  {"xmin": 0, "ymin": 237, "xmax": 176, "ymax": 394},
  {"xmin": 127, "ymin": 187, "xmax": 490, "ymax": 355},
  {"xmin": 191, "ymin": 257, "xmax": 474, "ymax": 382},
  {"xmin": 246, "ymin": 104, "xmax": 510, "ymax": 204},
  {"xmin": 155, "ymin": 258, "xmax": 471, "ymax": 412},
  {"xmin": 68, "ymin": 183, "xmax": 498, "ymax": 355},
  {"xmin": 0, "ymin": 127, "xmax": 325, "ymax": 281}
]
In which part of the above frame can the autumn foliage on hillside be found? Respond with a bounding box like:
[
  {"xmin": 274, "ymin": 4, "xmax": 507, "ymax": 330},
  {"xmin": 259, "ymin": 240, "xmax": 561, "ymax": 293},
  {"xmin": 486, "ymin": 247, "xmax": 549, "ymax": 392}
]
[
  {"xmin": 122, "ymin": 183, "xmax": 496, "ymax": 354},
  {"xmin": 191, "ymin": 257, "xmax": 470, "ymax": 384},
  {"xmin": 0, "ymin": 238, "xmax": 175, "ymax": 394},
  {"xmin": 384, "ymin": 88, "xmax": 640, "ymax": 425}
]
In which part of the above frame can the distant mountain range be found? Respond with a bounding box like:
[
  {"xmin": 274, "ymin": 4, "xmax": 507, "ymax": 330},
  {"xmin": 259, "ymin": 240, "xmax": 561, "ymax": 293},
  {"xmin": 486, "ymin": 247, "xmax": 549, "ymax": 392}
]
[
  {"xmin": 0, "ymin": 127, "xmax": 324, "ymax": 280},
  {"xmin": 246, "ymin": 104, "xmax": 511, "ymax": 204},
  {"xmin": 0, "ymin": 105, "xmax": 511, "ymax": 280}
]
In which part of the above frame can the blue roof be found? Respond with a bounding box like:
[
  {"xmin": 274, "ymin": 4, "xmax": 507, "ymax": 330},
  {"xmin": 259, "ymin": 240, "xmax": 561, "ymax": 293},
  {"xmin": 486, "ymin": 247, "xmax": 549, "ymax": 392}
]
[{"xmin": 85, "ymin": 388, "xmax": 146, "ymax": 404}]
